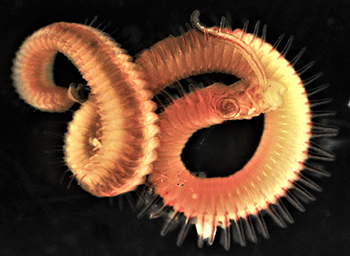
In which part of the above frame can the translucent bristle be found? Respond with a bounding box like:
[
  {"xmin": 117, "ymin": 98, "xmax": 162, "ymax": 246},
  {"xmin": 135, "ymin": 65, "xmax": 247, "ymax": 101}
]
[
  {"xmin": 265, "ymin": 207, "xmax": 287, "ymax": 228},
  {"xmin": 296, "ymin": 61, "xmax": 315, "ymax": 76},
  {"xmin": 296, "ymin": 173, "xmax": 323, "ymax": 192},
  {"xmin": 242, "ymin": 216, "xmax": 257, "ymax": 243},
  {"xmin": 161, "ymin": 212, "xmax": 180, "ymax": 236},
  {"xmin": 176, "ymin": 218, "xmax": 193, "ymax": 247},
  {"xmin": 219, "ymin": 226, "xmax": 231, "ymax": 250},
  {"xmin": 272, "ymin": 33, "xmax": 285, "ymax": 50},
  {"xmin": 231, "ymin": 219, "xmax": 245, "ymax": 246},
  {"xmin": 302, "ymin": 72, "xmax": 323, "ymax": 86},
  {"xmin": 306, "ymin": 84, "xmax": 329, "ymax": 97},
  {"xmin": 290, "ymin": 47, "xmax": 306, "ymax": 67},
  {"xmin": 285, "ymin": 190, "xmax": 305, "ymax": 212},
  {"xmin": 280, "ymin": 36, "xmax": 293, "ymax": 57}
]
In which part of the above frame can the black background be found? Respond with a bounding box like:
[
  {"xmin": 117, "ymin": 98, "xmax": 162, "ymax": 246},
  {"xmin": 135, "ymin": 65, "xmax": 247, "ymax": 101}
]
[{"xmin": 0, "ymin": 0, "xmax": 349, "ymax": 255}]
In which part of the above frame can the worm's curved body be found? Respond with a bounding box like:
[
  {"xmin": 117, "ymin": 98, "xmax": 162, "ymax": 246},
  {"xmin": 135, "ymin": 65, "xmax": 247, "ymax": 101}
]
[
  {"xmin": 12, "ymin": 23, "xmax": 159, "ymax": 197},
  {"xmin": 137, "ymin": 12, "xmax": 331, "ymax": 249}
]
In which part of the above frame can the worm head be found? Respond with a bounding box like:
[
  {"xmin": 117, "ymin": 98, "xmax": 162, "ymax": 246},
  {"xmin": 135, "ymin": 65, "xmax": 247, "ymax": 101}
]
[
  {"xmin": 213, "ymin": 93, "xmax": 241, "ymax": 120},
  {"xmin": 210, "ymin": 83, "xmax": 242, "ymax": 120}
]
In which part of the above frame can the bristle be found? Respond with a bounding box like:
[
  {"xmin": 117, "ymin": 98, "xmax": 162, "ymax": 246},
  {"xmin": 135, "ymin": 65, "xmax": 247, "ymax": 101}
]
[
  {"xmin": 208, "ymin": 218, "xmax": 216, "ymax": 245},
  {"xmin": 311, "ymin": 110, "xmax": 337, "ymax": 119},
  {"xmin": 239, "ymin": 20, "xmax": 249, "ymax": 39},
  {"xmin": 137, "ymin": 195, "xmax": 160, "ymax": 219},
  {"xmin": 161, "ymin": 211, "xmax": 180, "ymax": 236},
  {"xmin": 295, "ymin": 61, "xmax": 315, "ymax": 76},
  {"xmin": 44, "ymin": 147, "xmax": 65, "ymax": 154},
  {"xmin": 154, "ymin": 94, "xmax": 166, "ymax": 112},
  {"xmin": 197, "ymin": 216, "xmax": 206, "ymax": 248},
  {"xmin": 252, "ymin": 21, "xmax": 261, "ymax": 38},
  {"xmin": 219, "ymin": 16, "xmax": 231, "ymax": 31},
  {"xmin": 45, "ymin": 155, "xmax": 66, "ymax": 166},
  {"xmin": 176, "ymin": 218, "xmax": 193, "ymax": 247},
  {"xmin": 309, "ymin": 141, "xmax": 336, "ymax": 158},
  {"xmin": 308, "ymin": 154, "xmax": 335, "ymax": 161},
  {"xmin": 261, "ymin": 24, "xmax": 267, "ymax": 42},
  {"xmin": 308, "ymin": 141, "xmax": 336, "ymax": 161},
  {"xmin": 266, "ymin": 206, "xmax": 287, "ymax": 228},
  {"xmin": 150, "ymin": 205, "xmax": 170, "ymax": 219},
  {"xmin": 179, "ymin": 26, "xmax": 186, "ymax": 35},
  {"xmin": 125, "ymin": 192, "xmax": 136, "ymax": 211},
  {"xmin": 100, "ymin": 21, "xmax": 111, "ymax": 33},
  {"xmin": 185, "ymin": 23, "xmax": 193, "ymax": 31},
  {"xmin": 161, "ymin": 88, "xmax": 176, "ymax": 103},
  {"xmin": 290, "ymin": 184, "xmax": 316, "ymax": 202},
  {"xmin": 284, "ymin": 190, "xmax": 305, "ymax": 212},
  {"xmin": 302, "ymin": 72, "xmax": 323, "ymax": 86},
  {"xmin": 308, "ymin": 152, "xmax": 335, "ymax": 162},
  {"xmin": 243, "ymin": 216, "xmax": 257, "ymax": 243},
  {"xmin": 67, "ymin": 175, "xmax": 75, "ymax": 189},
  {"xmin": 175, "ymin": 81, "xmax": 187, "ymax": 97},
  {"xmin": 188, "ymin": 82, "xmax": 199, "ymax": 93},
  {"xmin": 311, "ymin": 122, "xmax": 338, "ymax": 135},
  {"xmin": 59, "ymin": 170, "xmax": 69, "ymax": 185},
  {"xmin": 309, "ymin": 98, "xmax": 333, "ymax": 108},
  {"xmin": 88, "ymin": 16, "xmax": 98, "ymax": 26},
  {"xmin": 116, "ymin": 196, "xmax": 123, "ymax": 210},
  {"xmin": 296, "ymin": 173, "xmax": 323, "ymax": 192},
  {"xmin": 306, "ymin": 84, "xmax": 329, "ymax": 97},
  {"xmin": 272, "ymin": 33, "xmax": 285, "ymax": 50},
  {"xmin": 43, "ymin": 131, "xmax": 65, "ymax": 139},
  {"xmin": 94, "ymin": 19, "xmax": 105, "ymax": 30},
  {"xmin": 197, "ymin": 234, "xmax": 204, "ymax": 248},
  {"xmin": 253, "ymin": 212, "xmax": 269, "ymax": 239},
  {"xmin": 273, "ymin": 199, "xmax": 294, "ymax": 223},
  {"xmin": 231, "ymin": 219, "xmax": 245, "ymax": 246},
  {"xmin": 289, "ymin": 47, "xmax": 306, "ymax": 67},
  {"xmin": 242, "ymin": 20, "xmax": 249, "ymax": 35},
  {"xmin": 280, "ymin": 36, "xmax": 293, "ymax": 57},
  {"xmin": 136, "ymin": 186, "xmax": 148, "ymax": 209},
  {"xmin": 220, "ymin": 226, "xmax": 231, "ymax": 250},
  {"xmin": 302, "ymin": 163, "xmax": 331, "ymax": 177}
]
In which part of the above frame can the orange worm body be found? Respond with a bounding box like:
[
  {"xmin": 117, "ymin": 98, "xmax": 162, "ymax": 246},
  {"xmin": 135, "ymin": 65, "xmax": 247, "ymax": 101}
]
[
  {"xmin": 136, "ymin": 28, "xmax": 268, "ymax": 94},
  {"xmin": 12, "ymin": 23, "xmax": 159, "ymax": 197},
  {"xmin": 149, "ymin": 63, "xmax": 309, "ymax": 244},
  {"xmin": 136, "ymin": 12, "xmax": 332, "ymax": 249}
]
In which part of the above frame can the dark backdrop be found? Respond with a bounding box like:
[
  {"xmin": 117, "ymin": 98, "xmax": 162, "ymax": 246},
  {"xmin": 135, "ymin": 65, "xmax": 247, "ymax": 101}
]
[{"xmin": 0, "ymin": 0, "xmax": 349, "ymax": 255}]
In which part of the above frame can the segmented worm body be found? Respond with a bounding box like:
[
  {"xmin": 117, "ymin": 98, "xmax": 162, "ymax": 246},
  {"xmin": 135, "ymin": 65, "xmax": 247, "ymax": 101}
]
[
  {"xmin": 137, "ymin": 12, "xmax": 335, "ymax": 249},
  {"xmin": 12, "ymin": 23, "xmax": 159, "ymax": 197}
]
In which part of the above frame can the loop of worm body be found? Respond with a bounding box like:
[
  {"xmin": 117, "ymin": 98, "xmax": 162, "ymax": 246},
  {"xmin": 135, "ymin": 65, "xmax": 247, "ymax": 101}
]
[
  {"xmin": 136, "ymin": 13, "xmax": 334, "ymax": 249},
  {"xmin": 135, "ymin": 19, "xmax": 311, "ymax": 247},
  {"xmin": 12, "ymin": 22, "xmax": 159, "ymax": 197},
  {"xmin": 12, "ymin": 12, "xmax": 334, "ymax": 249}
]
